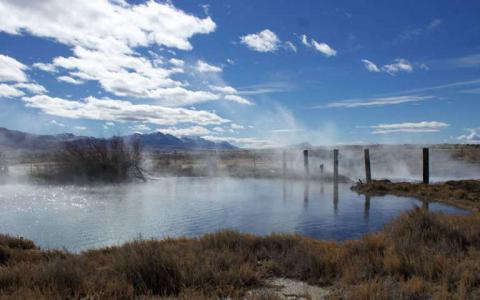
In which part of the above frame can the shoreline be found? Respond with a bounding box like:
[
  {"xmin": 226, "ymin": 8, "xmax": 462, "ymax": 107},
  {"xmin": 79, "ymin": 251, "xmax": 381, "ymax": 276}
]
[{"xmin": 0, "ymin": 179, "xmax": 479, "ymax": 299}]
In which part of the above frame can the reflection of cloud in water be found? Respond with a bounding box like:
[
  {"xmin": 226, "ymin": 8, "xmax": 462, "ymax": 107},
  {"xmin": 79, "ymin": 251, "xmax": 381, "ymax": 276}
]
[{"xmin": 0, "ymin": 179, "xmax": 469, "ymax": 252}]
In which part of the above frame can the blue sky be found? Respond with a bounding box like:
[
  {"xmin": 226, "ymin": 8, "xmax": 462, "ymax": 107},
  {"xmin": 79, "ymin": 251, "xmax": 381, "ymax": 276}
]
[{"xmin": 0, "ymin": 0, "xmax": 479, "ymax": 147}]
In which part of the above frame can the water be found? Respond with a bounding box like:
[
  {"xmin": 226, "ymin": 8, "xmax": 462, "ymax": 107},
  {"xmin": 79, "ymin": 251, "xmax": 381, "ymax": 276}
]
[{"xmin": 0, "ymin": 177, "xmax": 468, "ymax": 252}]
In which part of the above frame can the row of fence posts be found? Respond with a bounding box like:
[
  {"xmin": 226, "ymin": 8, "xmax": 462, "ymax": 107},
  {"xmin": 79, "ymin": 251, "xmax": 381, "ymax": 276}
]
[{"xmin": 289, "ymin": 147, "xmax": 430, "ymax": 184}]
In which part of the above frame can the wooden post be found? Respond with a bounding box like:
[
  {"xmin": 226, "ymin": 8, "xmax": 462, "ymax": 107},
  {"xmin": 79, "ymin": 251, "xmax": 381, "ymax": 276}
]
[
  {"xmin": 333, "ymin": 149, "xmax": 339, "ymax": 183},
  {"xmin": 253, "ymin": 153, "xmax": 256, "ymax": 173},
  {"xmin": 282, "ymin": 150, "xmax": 287, "ymax": 178},
  {"xmin": 423, "ymin": 148, "xmax": 429, "ymax": 184},
  {"xmin": 364, "ymin": 149, "xmax": 372, "ymax": 183},
  {"xmin": 303, "ymin": 150, "xmax": 309, "ymax": 178}
]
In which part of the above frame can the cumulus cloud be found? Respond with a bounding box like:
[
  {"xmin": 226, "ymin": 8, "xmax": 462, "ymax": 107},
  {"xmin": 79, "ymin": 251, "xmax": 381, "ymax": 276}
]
[
  {"xmin": 362, "ymin": 58, "xmax": 414, "ymax": 75},
  {"xmin": 299, "ymin": 34, "xmax": 336, "ymax": 57},
  {"xmin": 0, "ymin": 0, "xmax": 248, "ymax": 108},
  {"xmin": 368, "ymin": 121, "xmax": 449, "ymax": 134},
  {"xmin": 22, "ymin": 95, "xmax": 229, "ymax": 126},
  {"xmin": 14, "ymin": 82, "xmax": 46, "ymax": 94},
  {"xmin": 324, "ymin": 95, "xmax": 434, "ymax": 108},
  {"xmin": 240, "ymin": 29, "xmax": 280, "ymax": 52},
  {"xmin": 0, "ymin": 83, "xmax": 24, "ymax": 98},
  {"xmin": 457, "ymin": 128, "xmax": 480, "ymax": 143},
  {"xmin": 196, "ymin": 60, "xmax": 222, "ymax": 73},
  {"xmin": 0, "ymin": 54, "xmax": 28, "ymax": 82},
  {"xmin": 129, "ymin": 124, "xmax": 152, "ymax": 133},
  {"xmin": 0, "ymin": 0, "xmax": 216, "ymax": 51}
]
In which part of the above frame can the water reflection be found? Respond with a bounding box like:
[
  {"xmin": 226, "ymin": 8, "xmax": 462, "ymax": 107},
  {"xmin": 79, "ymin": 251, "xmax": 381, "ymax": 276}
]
[
  {"xmin": 333, "ymin": 181, "xmax": 339, "ymax": 214},
  {"xmin": 364, "ymin": 195, "xmax": 370, "ymax": 222},
  {"xmin": 0, "ymin": 178, "xmax": 468, "ymax": 252}
]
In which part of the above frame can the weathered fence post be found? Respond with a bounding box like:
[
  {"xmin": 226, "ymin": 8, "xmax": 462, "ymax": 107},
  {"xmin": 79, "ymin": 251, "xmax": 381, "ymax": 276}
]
[
  {"xmin": 333, "ymin": 149, "xmax": 339, "ymax": 183},
  {"xmin": 282, "ymin": 150, "xmax": 287, "ymax": 178},
  {"xmin": 303, "ymin": 150, "xmax": 309, "ymax": 178},
  {"xmin": 364, "ymin": 148, "xmax": 372, "ymax": 183},
  {"xmin": 423, "ymin": 148, "xmax": 429, "ymax": 184}
]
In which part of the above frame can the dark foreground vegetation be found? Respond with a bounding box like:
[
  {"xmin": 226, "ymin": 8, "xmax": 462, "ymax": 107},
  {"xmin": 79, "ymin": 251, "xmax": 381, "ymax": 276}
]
[
  {"xmin": 0, "ymin": 208, "xmax": 479, "ymax": 299},
  {"xmin": 352, "ymin": 179, "xmax": 480, "ymax": 212},
  {"xmin": 31, "ymin": 137, "xmax": 145, "ymax": 183}
]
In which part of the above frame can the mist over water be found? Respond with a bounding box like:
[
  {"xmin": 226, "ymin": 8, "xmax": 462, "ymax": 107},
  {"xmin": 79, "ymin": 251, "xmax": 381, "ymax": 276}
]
[{"xmin": 0, "ymin": 178, "xmax": 467, "ymax": 252}]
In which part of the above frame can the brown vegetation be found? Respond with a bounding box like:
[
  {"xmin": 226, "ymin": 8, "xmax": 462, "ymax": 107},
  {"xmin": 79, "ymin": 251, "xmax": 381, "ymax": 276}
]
[
  {"xmin": 0, "ymin": 209, "xmax": 479, "ymax": 299},
  {"xmin": 352, "ymin": 179, "xmax": 480, "ymax": 212},
  {"xmin": 31, "ymin": 137, "xmax": 144, "ymax": 183}
]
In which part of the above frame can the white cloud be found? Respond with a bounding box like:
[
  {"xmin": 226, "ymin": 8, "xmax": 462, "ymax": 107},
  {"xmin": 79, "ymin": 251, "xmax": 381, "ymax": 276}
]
[
  {"xmin": 428, "ymin": 19, "xmax": 443, "ymax": 30},
  {"xmin": 129, "ymin": 124, "xmax": 152, "ymax": 133},
  {"xmin": 369, "ymin": 121, "xmax": 449, "ymax": 134},
  {"xmin": 324, "ymin": 95, "xmax": 434, "ymax": 108},
  {"xmin": 22, "ymin": 95, "xmax": 229, "ymax": 126},
  {"xmin": 382, "ymin": 59, "xmax": 413, "ymax": 75},
  {"xmin": 284, "ymin": 41, "xmax": 297, "ymax": 52},
  {"xmin": 209, "ymin": 85, "xmax": 238, "ymax": 94},
  {"xmin": 14, "ymin": 82, "xmax": 46, "ymax": 94},
  {"xmin": 0, "ymin": 0, "xmax": 216, "ymax": 51},
  {"xmin": 74, "ymin": 126, "xmax": 87, "ymax": 130},
  {"xmin": 202, "ymin": 135, "xmax": 272, "ymax": 148},
  {"xmin": 0, "ymin": 83, "xmax": 24, "ymax": 98},
  {"xmin": 457, "ymin": 128, "xmax": 480, "ymax": 143},
  {"xmin": 169, "ymin": 58, "xmax": 184, "ymax": 67},
  {"xmin": 300, "ymin": 34, "xmax": 309, "ymax": 47},
  {"xmin": 57, "ymin": 76, "xmax": 84, "ymax": 85},
  {"xmin": 159, "ymin": 126, "xmax": 211, "ymax": 137},
  {"xmin": 33, "ymin": 62, "xmax": 57, "ymax": 73},
  {"xmin": 311, "ymin": 39, "xmax": 337, "ymax": 57},
  {"xmin": 362, "ymin": 58, "xmax": 414, "ymax": 75},
  {"xmin": 361, "ymin": 59, "xmax": 380, "ymax": 72},
  {"xmin": 196, "ymin": 60, "xmax": 222, "ymax": 73},
  {"xmin": 0, "ymin": 54, "xmax": 28, "ymax": 82},
  {"xmin": 231, "ymin": 123, "xmax": 244, "ymax": 130},
  {"xmin": 0, "ymin": 1, "xmax": 239, "ymax": 108},
  {"xmin": 224, "ymin": 94, "xmax": 253, "ymax": 105},
  {"xmin": 240, "ymin": 29, "xmax": 280, "ymax": 52},
  {"xmin": 226, "ymin": 58, "xmax": 235, "ymax": 65},
  {"xmin": 299, "ymin": 34, "xmax": 336, "ymax": 57},
  {"xmin": 50, "ymin": 120, "xmax": 65, "ymax": 127}
]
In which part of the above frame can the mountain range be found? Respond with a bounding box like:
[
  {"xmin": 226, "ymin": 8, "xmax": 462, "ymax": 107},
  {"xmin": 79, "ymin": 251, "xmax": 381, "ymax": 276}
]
[{"xmin": 0, "ymin": 127, "xmax": 236, "ymax": 152}]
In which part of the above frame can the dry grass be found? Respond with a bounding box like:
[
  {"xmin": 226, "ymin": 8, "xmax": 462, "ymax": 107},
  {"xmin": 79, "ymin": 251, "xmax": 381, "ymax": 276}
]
[
  {"xmin": 352, "ymin": 179, "xmax": 480, "ymax": 212},
  {"xmin": 0, "ymin": 209, "xmax": 479, "ymax": 299}
]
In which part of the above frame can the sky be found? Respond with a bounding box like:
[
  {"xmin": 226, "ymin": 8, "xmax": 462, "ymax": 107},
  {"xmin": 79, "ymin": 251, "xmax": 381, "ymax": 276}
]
[{"xmin": 0, "ymin": 0, "xmax": 479, "ymax": 147}]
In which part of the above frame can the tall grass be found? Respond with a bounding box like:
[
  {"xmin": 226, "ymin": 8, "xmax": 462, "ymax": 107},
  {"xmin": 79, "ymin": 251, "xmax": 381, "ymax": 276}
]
[{"xmin": 0, "ymin": 209, "xmax": 479, "ymax": 299}]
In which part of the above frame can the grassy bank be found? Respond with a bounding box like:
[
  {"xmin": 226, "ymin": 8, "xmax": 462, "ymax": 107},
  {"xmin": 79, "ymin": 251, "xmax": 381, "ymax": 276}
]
[
  {"xmin": 1, "ymin": 208, "xmax": 479, "ymax": 299},
  {"xmin": 352, "ymin": 179, "xmax": 480, "ymax": 212}
]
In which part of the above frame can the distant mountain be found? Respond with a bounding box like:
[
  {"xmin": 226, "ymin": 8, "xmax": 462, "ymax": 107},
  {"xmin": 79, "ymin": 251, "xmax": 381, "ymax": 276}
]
[{"xmin": 0, "ymin": 127, "xmax": 237, "ymax": 152}]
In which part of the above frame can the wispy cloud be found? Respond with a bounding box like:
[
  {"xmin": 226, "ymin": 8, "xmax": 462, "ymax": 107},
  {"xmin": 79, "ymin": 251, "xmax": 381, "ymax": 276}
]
[
  {"xmin": 299, "ymin": 34, "xmax": 336, "ymax": 57},
  {"xmin": 238, "ymin": 81, "xmax": 294, "ymax": 95},
  {"xmin": 367, "ymin": 121, "xmax": 449, "ymax": 134},
  {"xmin": 322, "ymin": 95, "xmax": 434, "ymax": 108},
  {"xmin": 362, "ymin": 58, "xmax": 414, "ymax": 75}
]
